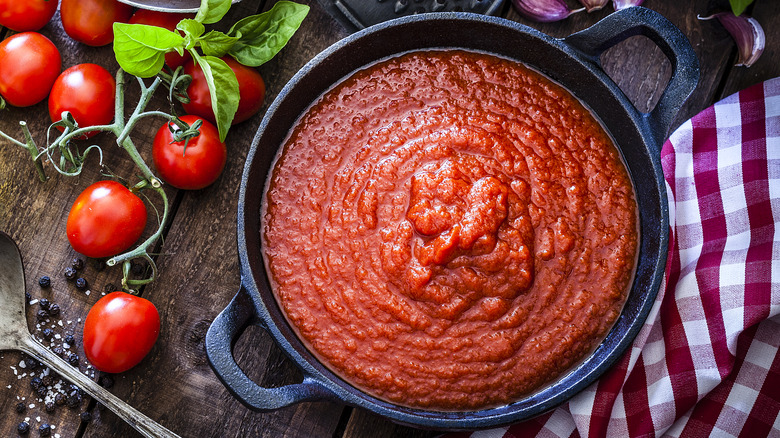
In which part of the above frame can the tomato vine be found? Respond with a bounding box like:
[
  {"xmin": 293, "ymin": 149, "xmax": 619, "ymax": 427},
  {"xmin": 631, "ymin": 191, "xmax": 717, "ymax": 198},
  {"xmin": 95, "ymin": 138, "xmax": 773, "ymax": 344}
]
[{"xmin": 0, "ymin": 0, "xmax": 309, "ymax": 292}]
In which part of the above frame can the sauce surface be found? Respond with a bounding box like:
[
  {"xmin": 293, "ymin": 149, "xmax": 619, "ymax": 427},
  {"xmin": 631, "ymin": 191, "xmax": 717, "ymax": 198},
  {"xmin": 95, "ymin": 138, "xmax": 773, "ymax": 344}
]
[{"xmin": 262, "ymin": 50, "xmax": 638, "ymax": 411}]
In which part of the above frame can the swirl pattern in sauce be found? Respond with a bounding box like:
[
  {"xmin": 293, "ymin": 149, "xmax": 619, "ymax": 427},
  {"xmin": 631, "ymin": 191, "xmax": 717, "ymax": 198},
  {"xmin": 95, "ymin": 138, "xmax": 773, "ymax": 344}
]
[{"xmin": 263, "ymin": 50, "xmax": 638, "ymax": 411}]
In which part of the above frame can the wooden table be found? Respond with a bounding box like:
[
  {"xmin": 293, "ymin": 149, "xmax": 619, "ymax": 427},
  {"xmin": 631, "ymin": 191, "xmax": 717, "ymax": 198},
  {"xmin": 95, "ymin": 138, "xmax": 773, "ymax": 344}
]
[{"xmin": 0, "ymin": 0, "xmax": 777, "ymax": 436}]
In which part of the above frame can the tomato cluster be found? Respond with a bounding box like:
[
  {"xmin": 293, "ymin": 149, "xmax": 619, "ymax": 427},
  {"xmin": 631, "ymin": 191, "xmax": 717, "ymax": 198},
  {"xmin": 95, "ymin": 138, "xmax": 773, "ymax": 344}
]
[{"xmin": 0, "ymin": 0, "xmax": 270, "ymax": 376}]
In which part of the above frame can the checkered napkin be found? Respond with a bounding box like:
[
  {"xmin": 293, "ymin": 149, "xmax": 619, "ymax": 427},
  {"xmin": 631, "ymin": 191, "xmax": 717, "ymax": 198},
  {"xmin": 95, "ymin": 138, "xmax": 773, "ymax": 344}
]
[{"xmin": 446, "ymin": 77, "xmax": 780, "ymax": 438}]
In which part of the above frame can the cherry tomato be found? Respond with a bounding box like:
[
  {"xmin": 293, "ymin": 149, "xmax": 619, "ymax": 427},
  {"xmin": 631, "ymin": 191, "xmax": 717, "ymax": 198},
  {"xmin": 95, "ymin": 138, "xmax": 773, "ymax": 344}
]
[
  {"xmin": 66, "ymin": 180, "xmax": 147, "ymax": 259},
  {"xmin": 83, "ymin": 292, "xmax": 160, "ymax": 374},
  {"xmin": 153, "ymin": 115, "xmax": 227, "ymax": 190},
  {"xmin": 128, "ymin": 9, "xmax": 194, "ymax": 70},
  {"xmin": 60, "ymin": 0, "xmax": 133, "ymax": 47},
  {"xmin": 0, "ymin": 32, "xmax": 61, "ymax": 107},
  {"xmin": 182, "ymin": 56, "xmax": 266, "ymax": 125},
  {"xmin": 0, "ymin": 0, "xmax": 58, "ymax": 32},
  {"xmin": 49, "ymin": 63, "xmax": 116, "ymax": 139}
]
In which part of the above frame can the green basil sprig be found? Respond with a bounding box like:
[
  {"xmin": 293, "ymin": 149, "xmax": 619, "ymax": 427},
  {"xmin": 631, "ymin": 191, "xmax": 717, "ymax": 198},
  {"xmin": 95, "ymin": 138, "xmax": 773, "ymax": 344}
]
[{"xmin": 113, "ymin": 0, "xmax": 309, "ymax": 141}]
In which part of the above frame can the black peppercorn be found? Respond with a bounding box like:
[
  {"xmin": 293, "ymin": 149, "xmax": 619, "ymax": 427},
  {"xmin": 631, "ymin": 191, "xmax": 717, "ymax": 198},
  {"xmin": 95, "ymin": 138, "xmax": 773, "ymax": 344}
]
[
  {"xmin": 48, "ymin": 303, "xmax": 60, "ymax": 316},
  {"xmin": 64, "ymin": 267, "xmax": 76, "ymax": 280},
  {"xmin": 66, "ymin": 393, "xmax": 81, "ymax": 408},
  {"xmin": 98, "ymin": 374, "xmax": 114, "ymax": 388},
  {"xmin": 68, "ymin": 353, "xmax": 79, "ymax": 366},
  {"xmin": 23, "ymin": 357, "xmax": 39, "ymax": 370},
  {"xmin": 75, "ymin": 277, "xmax": 88, "ymax": 290},
  {"xmin": 35, "ymin": 309, "xmax": 48, "ymax": 321},
  {"xmin": 104, "ymin": 283, "xmax": 116, "ymax": 293},
  {"xmin": 71, "ymin": 258, "xmax": 84, "ymax": 271},
  {"xmin": 38, "ymin": 423, "xmax": 51, "ymax": 437},
  {"xmin": 52, "ymin": 346, "xmax": 64, "ymax": 357},
  {"xmin": 79, "ymin": 411, "xmax": 92, "ymax": 423},
  {"xmin": 54, "ymin": 392, "xmax": 65, "ymax": 406},
  {"xmin": 44, "ymin": 401, "xmax": 55, "ymax": 413},
  {"xmin": 41, "ymin": 374, "xmax": 53, "ymax": 387},
  {"xmin": 42, "ymin": 328, "xmax": 53, "ymax": 339},
  {"xmin": 17, "ymin": 421, "xmax": 29, "ymax": 435},
  {"xmin": 15, "ymin": 401, "xmax": 25, "ymax": 414},
  {"xmin": 64, "ymin": 334, "xmax": 75, "ymax": 345},
  {"xmin": 36, "ymin": 385, "xmax": 47, "ymax": 398},
  {"xmin": 30, "ymin": 377, "xmax": 42, "ymax": 390},
  {"xmin": 25, "ymin": 291, "xmax": 31, "ymax": 305},
  {"xmin": 38, "ymin": 276, "xmax": 51, "ymax": 288},
  {"xmin": 38, "ymin": 298, "xmax": 50, "ymax": 310}
]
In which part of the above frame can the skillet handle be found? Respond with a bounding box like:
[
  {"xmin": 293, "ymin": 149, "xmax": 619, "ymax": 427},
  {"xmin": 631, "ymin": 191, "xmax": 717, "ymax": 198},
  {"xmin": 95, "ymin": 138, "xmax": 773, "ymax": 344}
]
[
  {"xmin": 205, "ymin": 284, "xmax": 334, "ymax": 411},
  {"xmin": 563, "ymin": 6, "xmax": 699, "ymax": 148}
]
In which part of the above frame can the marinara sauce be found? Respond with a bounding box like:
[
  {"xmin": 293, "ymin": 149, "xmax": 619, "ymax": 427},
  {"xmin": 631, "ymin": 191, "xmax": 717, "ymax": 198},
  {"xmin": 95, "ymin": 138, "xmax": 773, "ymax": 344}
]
[{"xmin": 263, "ymin": 50, "xmax": 638, "ymax": 411}]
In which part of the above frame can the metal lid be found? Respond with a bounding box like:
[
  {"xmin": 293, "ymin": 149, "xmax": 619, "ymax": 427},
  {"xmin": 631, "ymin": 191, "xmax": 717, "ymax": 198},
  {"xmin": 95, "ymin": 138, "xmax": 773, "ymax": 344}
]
[
  {"xmin": 317, "ymin": 0, "xmax": 506, "ymax": 32},
  {"xmin": 117, "ymin": 0, "xmax": 241, "ymax": 13}
]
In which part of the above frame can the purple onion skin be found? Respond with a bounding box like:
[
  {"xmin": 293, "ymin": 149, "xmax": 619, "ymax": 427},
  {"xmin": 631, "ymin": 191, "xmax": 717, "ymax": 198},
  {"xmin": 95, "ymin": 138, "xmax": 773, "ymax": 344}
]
[
  {"xmin": 512, "ymin": 0, "xmax": 583, "ymax": 22},
  {"xmin": 613, "ymin": 0, "xmax": 644, "ymax": 11},
  {"xmin": 579, "ymin": 0, "xmax": 608, "ymax": 12}
]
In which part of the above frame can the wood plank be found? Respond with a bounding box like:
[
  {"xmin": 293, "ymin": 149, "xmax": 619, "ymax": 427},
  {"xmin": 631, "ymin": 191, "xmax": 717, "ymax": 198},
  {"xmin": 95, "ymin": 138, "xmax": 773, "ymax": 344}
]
[
  {"xmin": 80, "ymin": 1, "xmax": 350, "ymax": 437},
  {"xmin": 0, "ymin": 8, "xmax": 176, "ymax": 438}
]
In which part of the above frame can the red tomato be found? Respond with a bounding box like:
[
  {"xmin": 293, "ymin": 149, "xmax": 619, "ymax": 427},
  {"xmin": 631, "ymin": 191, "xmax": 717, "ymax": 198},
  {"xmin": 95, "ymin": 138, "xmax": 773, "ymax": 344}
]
[
  {"xmin": 66, "ymin": 180, "xmax": 147, "ymax": 259},
  {"xmin": 60, "ymin": 0, "xmax": 133, "ymax": 47},
  {"xmin": 128, "ymin": 9, "xmax": 195, "ymax": 70},
  {"xmin": 49, "ymin": 63, "xmax": 116, "ymax": 139},
  {"xmin": 153, "ymin": 115, "xmax": 227, "ymax": 190},
  {"xmin": 83, "ymin": 292, "xmax": 160, "ymax": 374},
  {"xmin": 182, "ymin": 56, "xmax": 266, "ymax": 125},
  {"xmin": 0, "ymin": 32, "xmax": 61, "ymax": 107},
  {"xmin": 0, "ymin": 0, "xmax": 58, "ymax": 32}
]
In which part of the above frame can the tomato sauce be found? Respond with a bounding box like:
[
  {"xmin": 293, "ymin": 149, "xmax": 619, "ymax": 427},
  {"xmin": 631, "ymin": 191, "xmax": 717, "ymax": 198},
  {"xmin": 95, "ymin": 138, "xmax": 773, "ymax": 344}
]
[{"xmin": 262, "ymin": 50, "xmax": 638, "ymax": 411}]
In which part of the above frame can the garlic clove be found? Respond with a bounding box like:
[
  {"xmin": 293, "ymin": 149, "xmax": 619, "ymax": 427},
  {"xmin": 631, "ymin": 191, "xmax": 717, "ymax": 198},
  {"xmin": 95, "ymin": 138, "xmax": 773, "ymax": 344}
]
[
  {"xmin": 613, "ymin": 0, "xmax": 644, "ymax": 11},
  {"xmin": 579, "ymin": 0, "xmax": 608, "ymax": 12},
  {"xmin": 512, "ymin": 0, "xmax": 585, "ymax": 22},
  {"xmin": 699, "ymin": 12, "xmax": 765, "ymax": 67}
]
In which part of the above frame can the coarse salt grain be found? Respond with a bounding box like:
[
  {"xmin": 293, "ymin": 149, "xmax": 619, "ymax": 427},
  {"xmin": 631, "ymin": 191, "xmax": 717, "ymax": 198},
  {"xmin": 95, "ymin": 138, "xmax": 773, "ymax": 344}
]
[{"xmin": 29, "ymin": 299, "xmax": 38, "ymax": 305}]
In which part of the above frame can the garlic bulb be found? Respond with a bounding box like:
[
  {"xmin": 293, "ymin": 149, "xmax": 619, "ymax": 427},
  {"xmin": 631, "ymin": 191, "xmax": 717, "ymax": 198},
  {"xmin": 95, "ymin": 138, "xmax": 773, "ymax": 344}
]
[
  {"xmin": 699, "ymin": 12, "xmax": 765, "ymax": 67},
  {"xmin": 579, "ymin": 0, "xmax": 608, "ymax": 12},
  {"xmin": 613, "ymin": 0, "xmax": 644, "ymax": 11},
  {"xmin": 512, "ymin": 0, "xmax": 584, "ymax": 22}
]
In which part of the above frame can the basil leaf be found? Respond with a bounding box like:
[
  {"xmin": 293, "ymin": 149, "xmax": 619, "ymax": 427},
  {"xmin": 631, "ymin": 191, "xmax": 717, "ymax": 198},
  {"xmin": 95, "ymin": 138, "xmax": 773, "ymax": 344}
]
[
  {"xmin": 192, "ymin": 53, "xmax": 239, "ymax": 141},
  {"xmin": 195, "ymin": 0, "xmax": 232, "ymax": 25},
  {"xmin": 729, "ymin": 0, "xmax": 754, "ymax": 16},
  {"xmin": 227, "ymin": 1, "xmax": 309, "ymax": 67},
  {"xmin": 178, "ymin": 18, "xmax": 206, "ymax": 48},
  {"xmin": 113, "ymin": 23, "xmax": 185, "ymax": 78},
  {"xmin": 199, "ymin": 30, "xmax": 239, "ymax": 57}
]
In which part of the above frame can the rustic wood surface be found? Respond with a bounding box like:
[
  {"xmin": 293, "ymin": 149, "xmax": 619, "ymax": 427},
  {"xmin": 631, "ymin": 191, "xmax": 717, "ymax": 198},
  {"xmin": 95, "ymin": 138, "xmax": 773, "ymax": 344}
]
[{"xmin": 0, "ymin": 0, "xmax": 777, "ymax": 437}]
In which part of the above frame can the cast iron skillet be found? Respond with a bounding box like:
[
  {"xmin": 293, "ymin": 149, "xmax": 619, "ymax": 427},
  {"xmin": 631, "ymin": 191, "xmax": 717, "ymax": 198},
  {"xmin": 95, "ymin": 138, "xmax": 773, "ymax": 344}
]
[{"xmin": 205, "ymin": 7, "xmax": 699, "ymax": 430}]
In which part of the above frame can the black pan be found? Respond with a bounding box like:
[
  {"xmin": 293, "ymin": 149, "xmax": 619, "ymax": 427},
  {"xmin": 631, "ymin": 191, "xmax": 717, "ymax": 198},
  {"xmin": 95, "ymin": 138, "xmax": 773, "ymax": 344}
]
[{"xmin": 205, "ymin": 7, "xmax": 698, "ymax": 430}]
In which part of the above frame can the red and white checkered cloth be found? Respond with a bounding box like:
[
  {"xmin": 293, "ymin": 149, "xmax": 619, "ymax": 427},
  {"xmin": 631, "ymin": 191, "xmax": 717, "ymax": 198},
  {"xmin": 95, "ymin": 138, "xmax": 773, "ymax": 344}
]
[{"xmin": 446, "ymin": 77, "xmax": 780, "ymax": 437}]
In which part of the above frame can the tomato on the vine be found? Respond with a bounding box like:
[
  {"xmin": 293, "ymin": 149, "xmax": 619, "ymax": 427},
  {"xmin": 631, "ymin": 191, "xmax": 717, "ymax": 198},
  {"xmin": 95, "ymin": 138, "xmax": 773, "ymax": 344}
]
[
  {"xmin": 60, "ymin": 0, "xmax": 133, "ymax": 47},
  {"xmin": 83, "ymin": 292, "xmax": 160, "ymax": 374},
  {"xmin": 0, "ymin": 0, "xmax": 58, "ymax": 32},
  {"xmin": 182, "ymin": 56, "xmax": 266, "ymax": 126},
  {"xmin": 128, "ymin": 9, "xmax": 195, "ymax": 70},
  {"xmin": 66, "ymin": 180, "xmax": 147, "ymax": 259},
  {"xmin": 49, "ymin": 63, "xmax": 116, "ymax": 139},
  {"xmin": 153, "ymin": 115, "xmax": 227, "ymax": 190},
  {"xmin": 0, "ymin": 32, "xmax": 61, "ymax": 107}
]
